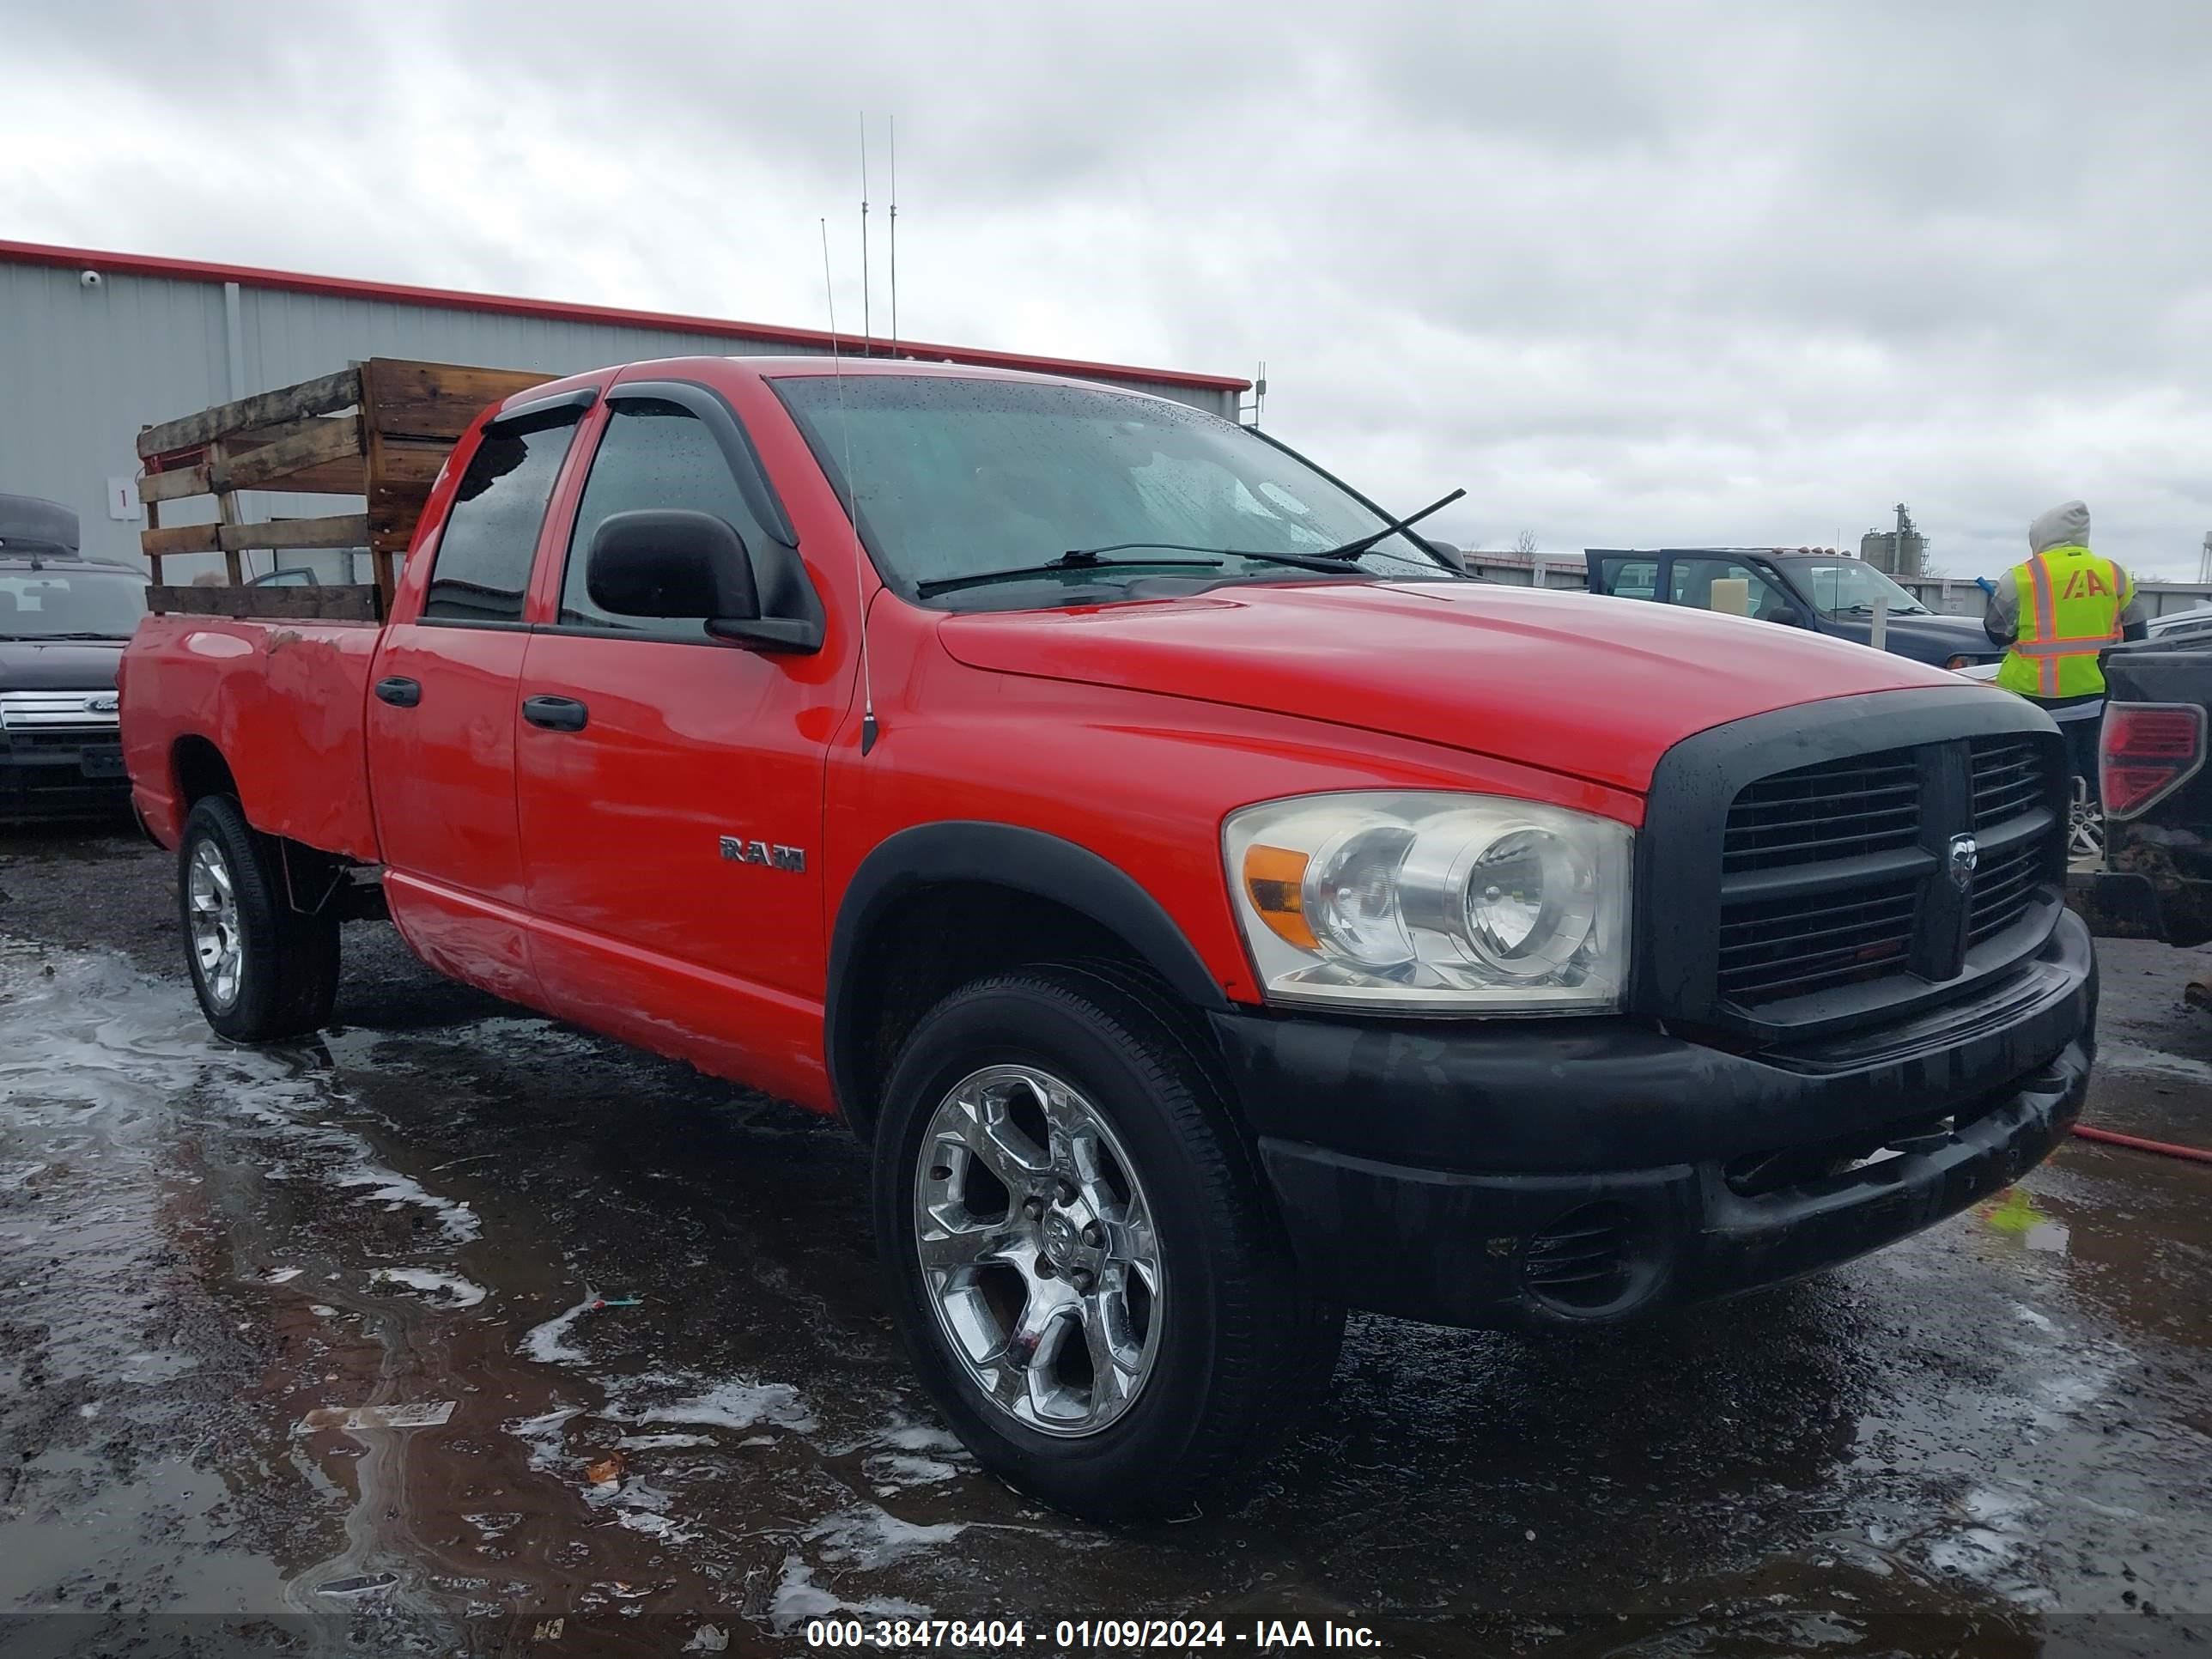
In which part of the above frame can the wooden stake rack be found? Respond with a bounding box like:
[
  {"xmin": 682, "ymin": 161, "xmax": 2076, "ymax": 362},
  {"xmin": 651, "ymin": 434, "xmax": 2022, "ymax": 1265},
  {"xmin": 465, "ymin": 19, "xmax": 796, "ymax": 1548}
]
[{"xmin": 137, "ymin": 358, "xmax": 553, "ymax": 620}]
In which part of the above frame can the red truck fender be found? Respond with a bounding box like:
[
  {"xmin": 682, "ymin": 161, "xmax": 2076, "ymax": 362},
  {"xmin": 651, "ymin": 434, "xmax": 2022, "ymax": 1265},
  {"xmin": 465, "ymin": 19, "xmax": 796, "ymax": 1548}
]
[{"xmin": 824, "ymin": 820, "xmax": 1231, "ymax": 1134}]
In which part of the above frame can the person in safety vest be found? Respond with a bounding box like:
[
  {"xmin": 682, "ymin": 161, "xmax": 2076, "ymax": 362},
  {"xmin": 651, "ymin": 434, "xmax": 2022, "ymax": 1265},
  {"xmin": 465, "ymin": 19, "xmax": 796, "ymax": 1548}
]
[{"xmin": 1984, "ymin": 500, "xmax": 2148, "ymax": 804}]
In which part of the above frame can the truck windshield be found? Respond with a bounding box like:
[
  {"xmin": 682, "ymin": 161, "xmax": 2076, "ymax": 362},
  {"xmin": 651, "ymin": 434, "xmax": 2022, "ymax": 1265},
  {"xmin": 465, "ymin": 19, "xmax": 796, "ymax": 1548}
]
[
  {"xmin": 775, "ymin": 374, "xmax": 1451, "ymax": 605},
  {"xmin": 0, "ymin": 569, "xmax": 147, "ymax": 639},
  {"xmin": 1791, "ymin": 560, "xmax": 1930, "ymax": 617}
]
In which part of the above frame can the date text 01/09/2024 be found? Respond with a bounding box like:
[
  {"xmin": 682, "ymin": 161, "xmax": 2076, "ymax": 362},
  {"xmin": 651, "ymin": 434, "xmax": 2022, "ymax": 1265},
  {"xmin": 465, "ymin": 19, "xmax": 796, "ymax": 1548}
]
[{"xmin": 802, "ymin": 1618, "xmax": 1384, "ymax": 1650}]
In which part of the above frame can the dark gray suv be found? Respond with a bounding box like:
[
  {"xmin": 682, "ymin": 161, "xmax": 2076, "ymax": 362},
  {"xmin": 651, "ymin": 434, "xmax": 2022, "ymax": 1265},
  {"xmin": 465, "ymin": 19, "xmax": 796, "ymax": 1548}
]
[{"xmin": 1, "ymin": 495, "xmax": 145, "ymax": 823}]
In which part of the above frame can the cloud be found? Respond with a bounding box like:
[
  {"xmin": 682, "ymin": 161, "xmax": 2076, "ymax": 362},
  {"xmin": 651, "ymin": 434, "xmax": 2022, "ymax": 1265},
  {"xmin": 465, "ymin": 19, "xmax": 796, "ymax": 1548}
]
[{"xmin": 6, "ymin": 0, "xmax": 2211, "ymax": 574}]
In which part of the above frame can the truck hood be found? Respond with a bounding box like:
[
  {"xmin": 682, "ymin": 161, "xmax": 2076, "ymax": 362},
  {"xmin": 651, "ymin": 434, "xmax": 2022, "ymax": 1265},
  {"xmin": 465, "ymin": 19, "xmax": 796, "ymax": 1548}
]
[
  {"xmin": 937, "ymin": 581, "xmax": 1971, "ymax": 794},
  {"xmin": 0, "ymin": 640, "xmax": 125, "ymax": 690}
]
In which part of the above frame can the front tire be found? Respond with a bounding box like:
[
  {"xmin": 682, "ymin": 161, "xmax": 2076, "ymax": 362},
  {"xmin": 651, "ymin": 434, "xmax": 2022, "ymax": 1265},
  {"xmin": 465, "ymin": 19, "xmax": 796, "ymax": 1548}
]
[
  {"xmin": 178, "ymin": 795, "xmax": 339, "ymax": 1042},
  {"xmin": 872, "ymin": 965, "xmax": 1341, "ymax": 1522}
]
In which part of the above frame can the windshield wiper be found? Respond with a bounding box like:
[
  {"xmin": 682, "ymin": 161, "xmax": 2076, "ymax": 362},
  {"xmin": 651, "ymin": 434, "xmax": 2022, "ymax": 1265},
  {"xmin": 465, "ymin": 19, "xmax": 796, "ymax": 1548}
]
[
  {"xmin": 16, "ymin": 630, "xmax": 127, "ymax": 641},
  {"xmin": 912, "ymin": 511, "xmax": 1484, "ymax": 599},
  {"xmin": 1307, "ymin": 488, "xmax": 1468, "ymax": 561},
  {"xmin": 1842, "ymin": 602, "xmax": 1927, "ymax": 617},
  {"xmin": 915, "ymin": 548, "xmax": 1224, "ymax": 599},
  {"xmin": 1060, "ymin": 540, "xmax": 1362, "ymax": 575}
]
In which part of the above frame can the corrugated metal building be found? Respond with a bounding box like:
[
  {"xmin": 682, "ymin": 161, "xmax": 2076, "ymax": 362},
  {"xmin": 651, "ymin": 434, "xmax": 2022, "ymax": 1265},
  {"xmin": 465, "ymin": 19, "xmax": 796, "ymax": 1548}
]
[{"xmin": 0, "ymin": 240, "xmax": 1249, "ymax": 580}]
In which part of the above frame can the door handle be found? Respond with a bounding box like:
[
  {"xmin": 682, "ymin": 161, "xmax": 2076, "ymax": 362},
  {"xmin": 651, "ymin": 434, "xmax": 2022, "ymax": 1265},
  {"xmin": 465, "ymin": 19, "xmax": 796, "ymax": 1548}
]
[
  {"xmin": 374, "ymin": 676, "xmax": 422, "ymax": 708},
  {"xmin": 522, "ymin": 695, "xmax": 589, "ymax": 732}
]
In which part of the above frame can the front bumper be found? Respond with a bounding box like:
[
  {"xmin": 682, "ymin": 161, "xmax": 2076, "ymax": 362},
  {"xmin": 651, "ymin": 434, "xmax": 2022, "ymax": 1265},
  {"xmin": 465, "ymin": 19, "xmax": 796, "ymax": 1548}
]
[
  {"xmin": 1212, "ymin": 908, "xmax": 2097, "ymax": 1329},
  {"xmin": 0, "ymin": 734, "xmax": 131, "ymax": 823}
]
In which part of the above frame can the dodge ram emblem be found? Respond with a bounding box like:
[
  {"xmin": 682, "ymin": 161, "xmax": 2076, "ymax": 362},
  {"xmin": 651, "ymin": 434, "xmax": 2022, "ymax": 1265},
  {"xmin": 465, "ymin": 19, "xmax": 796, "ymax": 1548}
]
[
  {"xmin": 719, "ymin": 834, "xmax": 805, "ymax": 872},
  {"xmin": 1948, "ymin": 833, "xmax": 1978, "ymax": 893}
]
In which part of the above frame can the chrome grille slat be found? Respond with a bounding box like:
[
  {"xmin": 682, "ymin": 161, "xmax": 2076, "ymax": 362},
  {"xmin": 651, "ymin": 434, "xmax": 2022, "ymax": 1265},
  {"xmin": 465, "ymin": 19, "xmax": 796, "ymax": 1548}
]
[{"xmin": 0, "ymin": 690, "xmax": 121, "ymax": 730}]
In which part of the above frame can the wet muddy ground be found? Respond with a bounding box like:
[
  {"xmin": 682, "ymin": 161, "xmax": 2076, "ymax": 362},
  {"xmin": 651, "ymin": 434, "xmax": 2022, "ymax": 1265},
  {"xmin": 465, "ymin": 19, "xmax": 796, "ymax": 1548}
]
[{"xmin": 2, "ymin": 827, "xmax": 2209, "ymax": 1657}]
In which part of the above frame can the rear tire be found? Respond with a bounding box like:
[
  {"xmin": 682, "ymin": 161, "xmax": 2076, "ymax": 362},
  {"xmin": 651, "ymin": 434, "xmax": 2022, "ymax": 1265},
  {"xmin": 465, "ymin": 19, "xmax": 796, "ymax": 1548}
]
[
  {"xmin": 872, "ymin": 963, "xmax": 1341, "ymax": 1522},
  {"xmin": 177, "ymin": 795, "xmax": 339, "ymax": 1042}
]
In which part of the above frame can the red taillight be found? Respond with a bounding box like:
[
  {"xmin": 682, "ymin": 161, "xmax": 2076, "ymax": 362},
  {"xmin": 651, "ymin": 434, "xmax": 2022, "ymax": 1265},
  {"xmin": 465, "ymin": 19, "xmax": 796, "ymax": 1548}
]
[{"xmin": 2100, "ymin": 702, "xmax": 2207, "ymax": 818}]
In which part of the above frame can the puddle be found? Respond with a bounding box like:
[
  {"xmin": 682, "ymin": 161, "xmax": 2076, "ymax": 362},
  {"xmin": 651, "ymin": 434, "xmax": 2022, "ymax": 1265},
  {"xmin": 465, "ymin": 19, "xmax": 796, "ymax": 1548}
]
[{"xmin": 3, "ymin": 919, "xmax": 2209, "ymax": 1651}]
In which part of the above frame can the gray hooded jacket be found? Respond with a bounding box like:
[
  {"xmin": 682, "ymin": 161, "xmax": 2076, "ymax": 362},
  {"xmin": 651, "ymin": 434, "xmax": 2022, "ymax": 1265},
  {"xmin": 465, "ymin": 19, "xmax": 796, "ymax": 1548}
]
[{"xmin": 1982, "ymin": 499, "xmax": 2148, "ymax": 711}]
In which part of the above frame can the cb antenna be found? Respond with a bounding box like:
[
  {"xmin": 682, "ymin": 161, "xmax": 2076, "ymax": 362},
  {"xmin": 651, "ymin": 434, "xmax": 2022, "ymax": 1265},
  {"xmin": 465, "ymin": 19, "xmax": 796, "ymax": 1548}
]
[
  {"xmin": 859, "ymin": 112, "xmax": 872, "ymax": 355},
  {"xmin": 822, "ymin": 219, "xmax": 879, "ymax": 756},
  {"xmin": 889, "ymin": 115, "xmax": 897, "ymax": 356}
]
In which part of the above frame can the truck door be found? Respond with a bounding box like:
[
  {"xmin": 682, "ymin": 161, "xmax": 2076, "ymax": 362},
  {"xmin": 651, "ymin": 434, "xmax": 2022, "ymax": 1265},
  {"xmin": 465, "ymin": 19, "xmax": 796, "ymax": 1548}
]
[
  {"xmin": 511, "ymin": 383, "xmax": 843, "ymax": 1106},
  {"xmin": 364, "ymin": 397, "xmax": 591, "ymax": 1001},
  {"xmin": 1666, "ymin": 554, "xmax": 1802, "ymax": 625}
]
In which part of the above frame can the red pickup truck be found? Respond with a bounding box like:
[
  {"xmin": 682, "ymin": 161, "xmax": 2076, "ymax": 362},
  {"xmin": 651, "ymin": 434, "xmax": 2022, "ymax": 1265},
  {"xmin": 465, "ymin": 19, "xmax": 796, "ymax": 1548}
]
[{"xmin": 120, "ymin": 356, "xmax": 2096, "ymax": 1521}]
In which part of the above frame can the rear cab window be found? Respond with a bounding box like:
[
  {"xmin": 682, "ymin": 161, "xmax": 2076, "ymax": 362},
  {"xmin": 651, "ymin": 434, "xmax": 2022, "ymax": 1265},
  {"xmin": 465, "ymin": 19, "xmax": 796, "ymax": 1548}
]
[
  {"xmin": 422, "ymin": 407, "xmax": 585, "ymax": 623},
  {"xmin": 1590, "ymin": 556, "xmax": 1659, "ymax": 600}
]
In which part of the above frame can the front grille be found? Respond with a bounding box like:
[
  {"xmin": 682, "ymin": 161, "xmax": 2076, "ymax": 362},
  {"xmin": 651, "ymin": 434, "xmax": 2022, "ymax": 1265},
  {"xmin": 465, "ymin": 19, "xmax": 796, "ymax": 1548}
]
[
  {"xmin": 4, "ymin": 727, "xmax": 118, "ymax": 751},
  {"xmin": 1718, "ymin": 878, "xmax": 1920, "ymax": 1002},
  {"xmin": 1713, "ymin": 733, "xmax": 2060, "ymax": 1014},
  {"xmin": 0, "ymin": 690, "xmax": 120, "ymax": 731},
  {"xmin": 1968, "ymin": 840, "xmax": 2044, "ymax": 944},
  {"xmin": 1971, "ymin": 735, "xmax": 2045, "ymax": 828},
  {"xmin": 1722, "ymin": 749, "xmax": 1921, "ymax": 873}
]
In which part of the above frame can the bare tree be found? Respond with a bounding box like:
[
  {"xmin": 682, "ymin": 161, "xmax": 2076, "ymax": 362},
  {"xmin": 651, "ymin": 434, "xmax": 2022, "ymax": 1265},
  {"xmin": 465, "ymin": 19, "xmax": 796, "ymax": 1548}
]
[{"xmin": 1513, "ymin": 530, "xmax": 1540, "ymax": 557}]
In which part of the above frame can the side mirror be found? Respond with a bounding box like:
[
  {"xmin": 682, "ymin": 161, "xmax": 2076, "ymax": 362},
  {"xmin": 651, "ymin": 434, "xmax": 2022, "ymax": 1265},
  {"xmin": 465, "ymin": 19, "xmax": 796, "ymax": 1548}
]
[{"xmin": 588, "ymin": 509, "xmax": 759, "ymax": 623}]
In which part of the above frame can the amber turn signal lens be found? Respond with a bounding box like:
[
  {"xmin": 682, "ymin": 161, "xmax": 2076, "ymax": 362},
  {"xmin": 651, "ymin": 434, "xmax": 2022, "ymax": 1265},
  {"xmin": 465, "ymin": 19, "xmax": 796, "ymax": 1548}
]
[{"xmin": 1242, "ymin": 844, "xmax": 1316, "ymax": 949}]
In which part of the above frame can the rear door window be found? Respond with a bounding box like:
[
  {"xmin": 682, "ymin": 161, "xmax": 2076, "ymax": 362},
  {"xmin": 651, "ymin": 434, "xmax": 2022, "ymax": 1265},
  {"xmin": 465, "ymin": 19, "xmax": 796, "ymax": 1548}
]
[
  {"xmin": 1591, "ymin": 556, "xmax": 1659, "ymax": 600},
  {"xmin": 422, "ymin": 409, "xmax": 584, "ymax": 623},
  {"xmin": 1668, "ymin": 556, "xmax": 1794, "ymax": 620}
]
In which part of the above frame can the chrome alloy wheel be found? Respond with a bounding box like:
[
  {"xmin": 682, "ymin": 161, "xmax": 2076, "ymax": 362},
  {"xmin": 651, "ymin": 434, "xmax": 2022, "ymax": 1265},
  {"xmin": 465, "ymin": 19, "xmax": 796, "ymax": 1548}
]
[
  {"xmin": 914, "ymin": 1064, "xmax": 1164, "ymax": 1437},
  {"xmin": 186, "ymin": 838, "xmax": 244, "ymax": 1012}
]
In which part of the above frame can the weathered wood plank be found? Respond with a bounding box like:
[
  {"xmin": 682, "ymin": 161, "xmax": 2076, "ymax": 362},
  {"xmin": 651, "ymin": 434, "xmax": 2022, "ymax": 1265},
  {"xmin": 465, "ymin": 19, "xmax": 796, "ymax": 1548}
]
[
  {"xmin": 368, "ymin": 487, "xmax": 434, "ymax": 557},
  {"xmin": 362, "ymin": 358, "xmax": 551, "ymax": 441},
  {"xmin": 219, "ymin": 514, "xmax": 370, "ymax": 553},
  {"xmin": 137, "ymin": 366, "xmax": 362, "ymax": 459},
  {"xmin": 378, "ymin": 436, "xmax": 452, "ymax": 488},
  {"xmin": 138, "ymin": 465, "xmax": 212, "ymax": 505},
  {"xmin": 143, "ymin": 521, "xmax": 221, "ymax": 558},
  {"xmin": 210, "ymin": 441, "xmax": 245, "ymax": 586},
  {"xmin": 363, "ymin": 422, "xmax": 398, "ymax": 615},
  {"xmin": 145, "ymin": 585, "xmax": 381, "ymax": 622},
  {"xmin": 139, "ymin": 427, "xmax": 373, "ymax": 501},
  {"xmin": 220, "ymin": 415, "xmax": 364, "ymax": 490}
]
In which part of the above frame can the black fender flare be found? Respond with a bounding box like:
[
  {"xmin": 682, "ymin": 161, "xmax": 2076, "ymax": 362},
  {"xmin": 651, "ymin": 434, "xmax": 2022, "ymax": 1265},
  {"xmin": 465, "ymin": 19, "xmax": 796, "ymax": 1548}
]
[{"xmin": 825, "ymin": 822, "xmax": 1231, "ymax": 1121}]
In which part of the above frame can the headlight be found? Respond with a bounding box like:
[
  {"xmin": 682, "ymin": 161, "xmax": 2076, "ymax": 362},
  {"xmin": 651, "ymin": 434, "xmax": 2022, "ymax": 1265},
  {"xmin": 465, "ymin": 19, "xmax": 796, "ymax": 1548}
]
[{"xmin": 1224, "ymin": 792, "xmax": 1632, "ymax": 1013}]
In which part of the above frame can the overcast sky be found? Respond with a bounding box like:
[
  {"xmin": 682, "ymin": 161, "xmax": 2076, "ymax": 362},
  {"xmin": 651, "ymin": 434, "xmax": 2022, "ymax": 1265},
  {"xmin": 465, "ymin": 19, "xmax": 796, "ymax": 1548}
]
[{"xmin": 6, "ymin": 1, "xmax": 2211, "ymax": 577}]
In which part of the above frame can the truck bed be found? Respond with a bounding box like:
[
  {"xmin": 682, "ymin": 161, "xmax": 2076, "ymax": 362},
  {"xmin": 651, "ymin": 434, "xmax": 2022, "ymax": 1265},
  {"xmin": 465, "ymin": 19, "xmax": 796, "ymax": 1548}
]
[{"xmin": 121, "ymin": 614, "xmax": 383, "ymax": 860}]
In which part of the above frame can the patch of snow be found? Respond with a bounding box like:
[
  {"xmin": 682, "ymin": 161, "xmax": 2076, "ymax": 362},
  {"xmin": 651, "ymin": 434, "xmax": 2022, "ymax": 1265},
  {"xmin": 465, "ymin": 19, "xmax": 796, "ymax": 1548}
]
[
  {"xmin": 806, "ymin": 1505, "xmax": 968, "ymax": 1571},
  {"xmin": 374, "ymin": 1267, "xmax": 489, "ymax": 1309},
  {"xmin": 507, "ymin": 1406, "xmax": 582, "ymax": 1474},
  {"xmin": 623, "ymin": 1376, "xmax": 817, "ymax": 1437},
  {"xmin": 521, "ymin": 1294, "xmax": 598, "ymax": 1365},
  {"xmin": 768, "ymin": 1559, "xmax": 932, "ymax": 1633},
  {"xmin": 864, "ymin": 1453, "xmax": 962, "ymax": 1487},
  {"xmin": 331, "ymin": 1164, "xmax": 480, "ymax": 1242}
]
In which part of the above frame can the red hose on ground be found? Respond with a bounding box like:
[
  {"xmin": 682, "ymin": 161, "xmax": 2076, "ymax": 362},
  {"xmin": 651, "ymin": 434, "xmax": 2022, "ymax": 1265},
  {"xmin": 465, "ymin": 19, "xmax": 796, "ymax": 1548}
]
[{"xmin": 2071, "ymin": 1124, "xmax": 2212, "ymax": 1164}]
